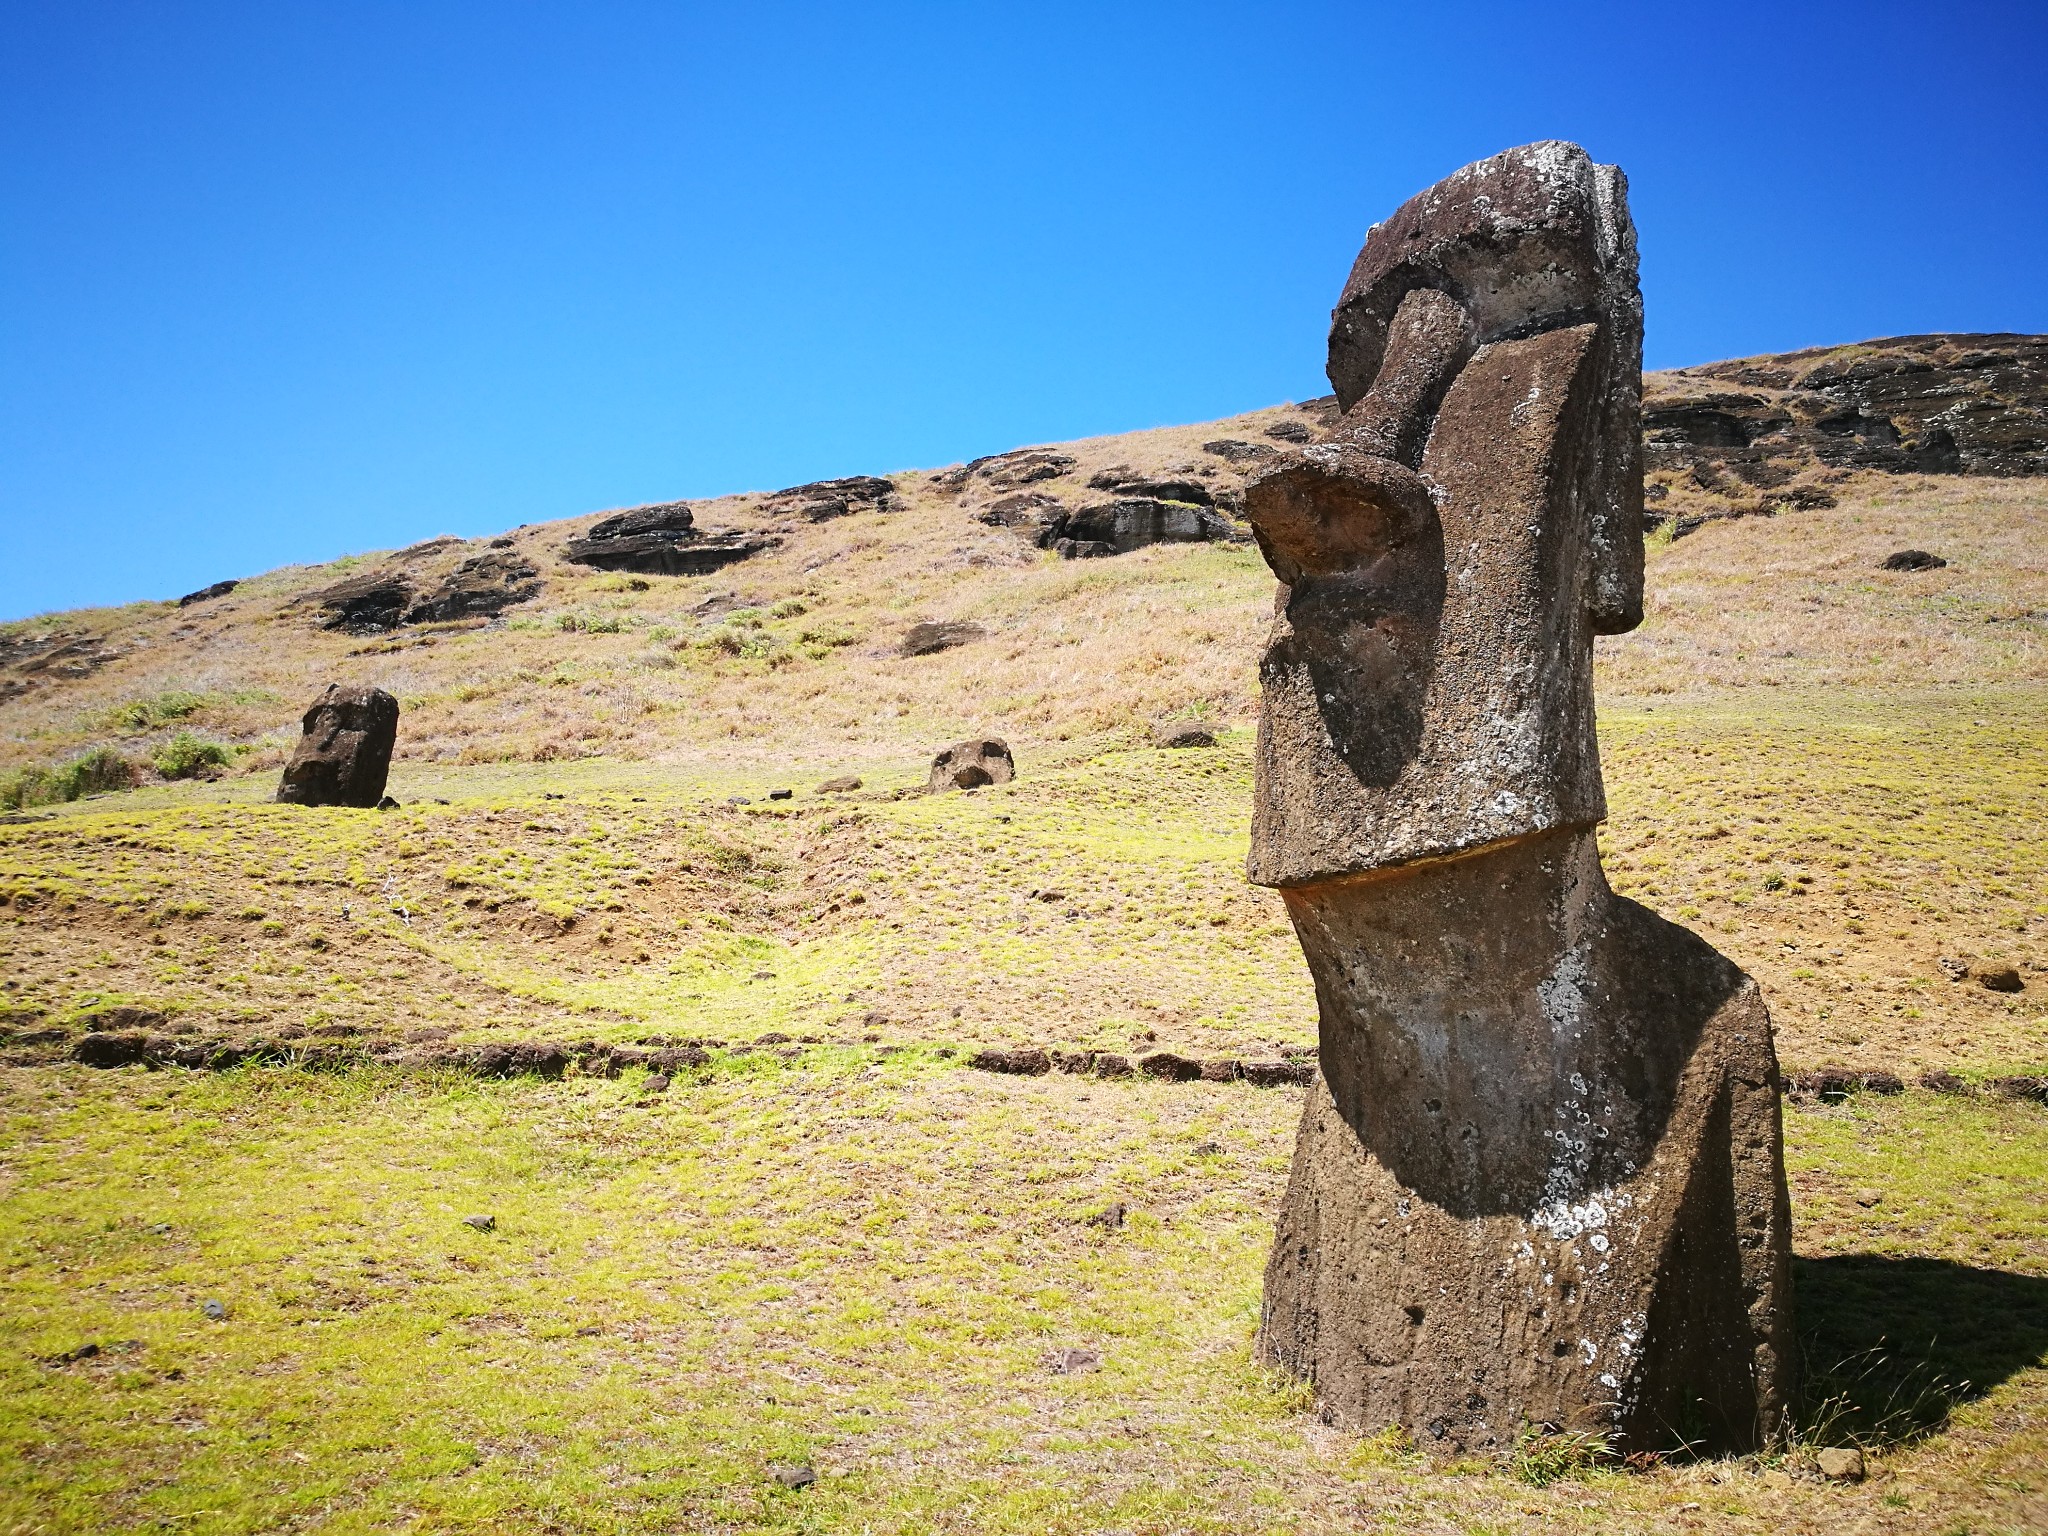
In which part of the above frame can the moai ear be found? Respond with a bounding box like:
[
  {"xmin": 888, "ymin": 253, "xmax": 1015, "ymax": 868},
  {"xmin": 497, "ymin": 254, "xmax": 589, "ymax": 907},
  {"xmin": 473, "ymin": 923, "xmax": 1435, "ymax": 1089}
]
[{"xmin": 1584, "ymin": 161, "xmax": 1645, "ymax": 637}]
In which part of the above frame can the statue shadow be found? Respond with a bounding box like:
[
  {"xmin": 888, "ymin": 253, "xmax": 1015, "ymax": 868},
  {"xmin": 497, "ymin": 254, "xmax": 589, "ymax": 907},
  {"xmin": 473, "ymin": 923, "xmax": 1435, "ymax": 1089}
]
[{"xmin": 1795, "ymin": 1254, "xmax": 2048, "ymax": 1445}]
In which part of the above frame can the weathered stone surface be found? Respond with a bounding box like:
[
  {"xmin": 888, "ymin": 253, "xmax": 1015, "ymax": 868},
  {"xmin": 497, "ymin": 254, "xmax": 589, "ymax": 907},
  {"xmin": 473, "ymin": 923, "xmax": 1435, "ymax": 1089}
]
[
  {"xmin": 815, "ymin": 775, "xmax": 862, "ymax": 794},
  {"xmin": 927, "ymin": 738, "xmax": 1014, "ymax": 793},
  {"xmin": 1645, "ymin": 333, "xmax": 2048, "ymax": 485},
  {"xmin": 1815, "ymin": 1446, "xmax": 1866, "ymax": 1482},
  {"xmin": 276, "ymin": 684, "xmax": 399, "ymax": 808},
  {"xmin": 1244, "ymin": 142, "xmax": 1793, "ymax": 1458},
  {"xmin": 900, "ymin": 620, "xmax": 986, "ymax": 657},
  {"xmin": 305, "ymin": 571, "xmax": 415, "ymax": 633},
  {"xmin": 1086, "ymin": 468, "xmax": 1218, "ymax": 505},
  {"xmin": 404, "ymin": 552, "xmax": 542, "ymax": 623},
  {"xmin": 562, "ymin": 502, "xmax": 777, "ymax": 575},
  {"xmin": 933, "ymin": 448, "xmax": 1077, "ymax": 492},
  {"xmin": 976, "ymin": 492, "xmax": 1066, "ymax": 530},
  {"xmin": 177, "ymin": 580, "xmax": 240, "ymax": 606},
  {"xmin": 1152, "ymin": 722, "xmax": 1216, "ymax": 748},
  {"xmin": 1038, "ymin": 498, "xmax": 1243, "ymax": 559},
  {"xmin": 763, "ymin": 475, "xmax": 903, "ymax": 520},
  {"xmin": 1203, "ymin": 438, "xmax": 1281, "ymax": 468}
]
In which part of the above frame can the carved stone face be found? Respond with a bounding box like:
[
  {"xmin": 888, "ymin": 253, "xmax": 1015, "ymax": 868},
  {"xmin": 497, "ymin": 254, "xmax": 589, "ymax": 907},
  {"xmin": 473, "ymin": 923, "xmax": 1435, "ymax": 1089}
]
[{"xmin": 1244, "ymin": 143, "xmax": 1646, "ymax": 889}]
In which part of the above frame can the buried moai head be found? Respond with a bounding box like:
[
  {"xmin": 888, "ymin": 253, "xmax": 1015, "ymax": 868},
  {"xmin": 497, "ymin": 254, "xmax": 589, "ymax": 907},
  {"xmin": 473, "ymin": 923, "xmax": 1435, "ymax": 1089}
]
[
  {"xmin": 1245, "ymin": 141, "xmax": 1646, "ymax": 887},
  {"xmin": 276, "ymin": 683, "xmax": 399, "ymax": 808}
]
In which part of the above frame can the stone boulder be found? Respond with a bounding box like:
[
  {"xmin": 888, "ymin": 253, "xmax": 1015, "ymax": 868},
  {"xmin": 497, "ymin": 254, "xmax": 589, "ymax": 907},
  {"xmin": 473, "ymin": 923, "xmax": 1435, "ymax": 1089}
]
[
  {"xmin": 933, "ymin": 449, "xmax": 1077, "ymax": 492},
  {"xmin": 177, "ymin": 579, "xmax": 240, "ymax": 607},
  {"xmin": 404, "ymin": 552, "xmax": 542, "ymax": 622},
  {"xmin": 976, "ymin": 492, "xmax": 1067, "ymax": 531},
  {"xmin": 1038, "ymin": 499, "xmax": 1243, "ymax": 559},
  {"xmin": 763, "ymin": 476, "xmax": 902, "ymax": 520},
  {"xmin": 305, "ymin": 570, "xmax": 415, "ymax": 633},
  {"xmin": 900, "ymin": 621, "xmax": 986, "ymax": 657},
  {"xmin": 562, "ymin": 501, "xmax": 777, "ymax": 576},
  {"xmin": 1152, "ymin": 722, "xmax": 1216, "ymax": 748},
  {"xmin": 276, "ymin": 684, "xmax": 400, "ymax": 808},
  {"xmin": 1086, "ymin": 468, "xmax": 1219, "ymax": 505},
  {"xmin": 1203, "ymin": 438, "xmax": 1282, "ymax": 468},
  {"xmin": 927, "ymin": 738, "xmax": 1014, "ymax": 792}
]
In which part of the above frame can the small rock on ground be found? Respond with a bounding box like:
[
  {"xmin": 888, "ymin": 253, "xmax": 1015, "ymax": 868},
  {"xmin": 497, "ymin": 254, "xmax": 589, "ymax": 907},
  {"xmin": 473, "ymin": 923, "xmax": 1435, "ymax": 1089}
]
[
  {"xmin": 462, "ymin": 1214, "xmax": 496, "ymax": 1232},
  {"xmin": 770, "ymin": 1464, "xmax": 818, "ymax": 1489},
  {"xmin": 1815, "ymin": 1446, "xmax": 1865, "ymax": 1481}
]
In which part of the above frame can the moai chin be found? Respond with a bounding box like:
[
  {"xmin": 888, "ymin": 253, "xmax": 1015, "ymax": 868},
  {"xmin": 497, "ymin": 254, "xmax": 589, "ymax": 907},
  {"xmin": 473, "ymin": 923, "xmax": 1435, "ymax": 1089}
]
[{"xmin": 1245, "ymin": 142, "xmax": 1794, "ymax": 1456}]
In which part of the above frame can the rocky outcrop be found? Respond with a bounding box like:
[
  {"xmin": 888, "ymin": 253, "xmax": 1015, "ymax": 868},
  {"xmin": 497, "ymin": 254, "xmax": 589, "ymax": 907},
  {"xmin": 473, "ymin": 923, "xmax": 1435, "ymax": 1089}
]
[
  {"xmin": 1038, "ymin": 498, "xmax": 1244, "ymax": 559},
  {"xmin": 0, "ymin": 632, "xmax": 122, "ymax": 704},
  {"xmin": 1643, "ymin": 334, "xmax": 2048, "ymax": 506},
  {"xmin": 305, "ymin": 571, "xmax": 413, "ymax": 632},
  {"xmin": 404, "ymin": 552, "xmax": 542, "ymax": 623},
  {"xmin": 933, "ymin": 448, "xmax": 1077, "ymax": 492},
  {"xmin": 177, "ymin": 580, "xmax": 240, "ymax": 606},
  {"xmin": 561, "ymin": 501, "xmax": 777, "ymax": 576},
  {"xmin": 927, "ymin": 738, "xmax": 1014, "ymax": 792},
  {"xmin": 1244, "ymin": 142, "xmax": 1792, "ymax": 1458},
  {"xmin": 762, "ymin": 476, "xmax": 903, "ymax": 520},
  {"xmin": 1202, "ymin": 439, "xmax": 1282, "ymax": 469},
  {"xmin": 276, "ymin": 684, "xmax": 399, "ymax": 808},
  {"xmin": 975, "ymin": 492, "xmax": 1067, "ymax": 531},
  {"xmin": 302, "ymin": 549, "xmax": 542, "ymax": 631}
]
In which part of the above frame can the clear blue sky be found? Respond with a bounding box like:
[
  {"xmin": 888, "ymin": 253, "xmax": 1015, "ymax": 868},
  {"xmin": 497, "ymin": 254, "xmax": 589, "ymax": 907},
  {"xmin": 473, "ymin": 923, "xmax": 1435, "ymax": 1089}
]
[{"xmin": 3, "ymin": 1, "xmax": 2044, "ymax": 620}]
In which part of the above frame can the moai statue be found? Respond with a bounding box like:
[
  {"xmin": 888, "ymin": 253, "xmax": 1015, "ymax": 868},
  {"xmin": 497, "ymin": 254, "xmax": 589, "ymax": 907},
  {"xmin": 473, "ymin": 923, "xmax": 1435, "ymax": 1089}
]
[
  {"xmin": 276, "ymin": 684, "xmax": 399, "ymax": 808},
  {"xmin": 1245, "ymin": 143, "xmax": 1794, "ymax": 1456}
]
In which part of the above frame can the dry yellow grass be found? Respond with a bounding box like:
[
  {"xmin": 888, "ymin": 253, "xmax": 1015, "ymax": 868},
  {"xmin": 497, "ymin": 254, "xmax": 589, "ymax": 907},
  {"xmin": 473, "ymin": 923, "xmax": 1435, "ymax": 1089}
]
[{"xmin": 5, "ymin": 407, "xmax": 2042, "ymax": 785}]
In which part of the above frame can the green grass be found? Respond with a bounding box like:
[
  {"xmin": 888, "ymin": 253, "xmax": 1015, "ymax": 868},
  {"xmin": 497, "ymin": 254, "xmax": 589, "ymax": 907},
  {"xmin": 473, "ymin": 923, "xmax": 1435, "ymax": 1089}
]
[
  {"xmin": 2, "ymin": 689, "xmax": 2044, "ymax": 1532},
  {"xmin": 0, "ymin": 1063, "xmax": 2041, "ymax": 1534}
]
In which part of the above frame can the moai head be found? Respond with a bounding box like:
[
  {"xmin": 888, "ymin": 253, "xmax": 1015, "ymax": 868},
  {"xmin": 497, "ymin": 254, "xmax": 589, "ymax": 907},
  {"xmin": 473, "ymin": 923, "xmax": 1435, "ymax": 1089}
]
[{"xmin": 1245, "ymin": 142, "xmax": 1645, "ymax": 887}]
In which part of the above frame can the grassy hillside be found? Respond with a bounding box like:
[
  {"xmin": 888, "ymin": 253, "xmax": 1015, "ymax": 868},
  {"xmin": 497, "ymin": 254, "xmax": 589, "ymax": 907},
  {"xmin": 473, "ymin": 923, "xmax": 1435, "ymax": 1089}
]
[{"xmin": 2, "ymin": 391, "xmax": 2045, "ymax": 1532}]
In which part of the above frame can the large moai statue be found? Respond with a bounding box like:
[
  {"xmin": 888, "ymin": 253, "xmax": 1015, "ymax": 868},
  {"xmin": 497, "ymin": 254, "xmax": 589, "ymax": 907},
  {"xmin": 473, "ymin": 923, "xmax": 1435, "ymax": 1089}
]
[{"xmin": 1245, "ymin": 143, "xmax": 1794, "ymax": 1456}]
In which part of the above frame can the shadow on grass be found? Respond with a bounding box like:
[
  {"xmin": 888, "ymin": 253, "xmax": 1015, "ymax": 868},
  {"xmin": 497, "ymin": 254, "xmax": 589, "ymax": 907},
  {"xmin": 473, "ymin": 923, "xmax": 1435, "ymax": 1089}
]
[{"xmin": 1796, "ymin": 1254, "xmax": 2048, "ymax": 1446}]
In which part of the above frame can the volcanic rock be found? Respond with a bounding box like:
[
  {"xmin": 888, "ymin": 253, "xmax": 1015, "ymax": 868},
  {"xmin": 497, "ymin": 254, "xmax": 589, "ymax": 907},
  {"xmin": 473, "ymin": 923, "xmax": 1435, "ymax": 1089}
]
[
  {"xmin": 1086, "ymin": 468, "xmax": 1218, "ymax": 505},
  {"xmin": 1038, "ymin": 498, "xmax": 1242, "ymax": 559},
  {"xmin": 276, "ymin": 684, "xmax": 399, "ymax": 809},
  {"xmin": 1881, "ymin": 549, "xmax": 1947, "ymax": 571},
  {"xmin": 1151, "ymin": 722, "xmax": 1216, "ymax": 748},
  {"xmin": 562, "ymin": 501, "xmax": 777, "ymax": 576},
  {"xmin": 1245, "ymin": 142, "xmax": 1792, "ymax": 1458},
  {"xmin": 304, "ymin": 571, "xmax": 415, "ymax": 633},
  {"xmin": 403, "ymin": 552, "xmax": 543, "ymax": 623},
  {"xmin": 1643, "ymin": 333, "xmax": 2048, "ymax": 491},
  {"xmin": 815, "ymin": 775, "xmax": 862, "ymax": 794},
  {"xmin": 1263, "ymin": 420, "xmax": 1315, "ymax": 443},
  {"xmin": 177, "ymin": 580, "xmax": 240, "ymax": 606},
  {"xmin": 900, "ymin": 620, "xmax": 986, "ymax": 657},
  {"xmin": 1135, "ymin": 1052, "xmax": 1203, "ymax": 1082},
  {"xmin": 934, "ymin": 448, "xmax": 1077, "ymax": 492},
  {"xmin": 927, "ymin": 738, "xmax": 1014, "ymax": 792},
  {"xmin": 763, "ymin": 475, "xmax": 902, "ymax": 520},
  {"xmin": 1203, "ymin": 438, "xmax": 1282, "ymax": 468},
  {"xmin": 976, "ymin": 492, "xmax": 1066, "ymax": 530}
]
